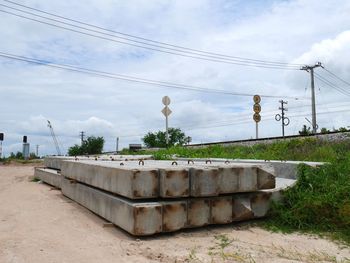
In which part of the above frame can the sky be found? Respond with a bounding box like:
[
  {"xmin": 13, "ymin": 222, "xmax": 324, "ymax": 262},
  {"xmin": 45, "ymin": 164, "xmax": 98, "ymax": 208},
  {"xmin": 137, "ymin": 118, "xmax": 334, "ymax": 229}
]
[{"xmin": 0, "ymin": 0, "xmax": 350, "ymax": 156}]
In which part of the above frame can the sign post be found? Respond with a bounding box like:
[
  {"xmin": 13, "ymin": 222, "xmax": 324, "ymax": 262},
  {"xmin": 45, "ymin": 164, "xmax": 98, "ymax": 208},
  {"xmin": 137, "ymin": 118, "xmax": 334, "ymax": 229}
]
[
  {"xmin": 253, "ymin": 95, "xmax": 261, "ymax": 139},
  {"xmin": 161, "ymin": 96, "xmax": 172, "ymax": 147}
]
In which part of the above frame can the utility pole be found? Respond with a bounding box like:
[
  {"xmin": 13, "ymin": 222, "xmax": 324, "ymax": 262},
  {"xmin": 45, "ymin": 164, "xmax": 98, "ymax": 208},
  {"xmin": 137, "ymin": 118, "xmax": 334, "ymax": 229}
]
[
  {"xmin": 300, "ymin": 62, "xmax": 322, "ymax": 133},
  {"xmin": 275, "ymin": 100, "xmax": 290, "ymax": 137},
  {"xmin": 79, "ymin": 131, "xmax": 85, "ymax": 145},
  {"xmin": 36, "ymin": 144, "xmax": 39, "ymax": 157},
  {"xmin": 116, "ymin": 137, "xmax": 119, "ymax": 153}
]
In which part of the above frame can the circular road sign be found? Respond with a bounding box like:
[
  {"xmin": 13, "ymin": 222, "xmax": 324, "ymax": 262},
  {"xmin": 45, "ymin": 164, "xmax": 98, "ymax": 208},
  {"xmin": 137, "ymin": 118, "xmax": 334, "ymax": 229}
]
[
  {"xmin": 253, "ymin": 113, "xmax": 261, "ymax": 123},
  {"xmin": 253, "ymin": 103, "xmax": 261, "ymax": 113},
  {"xmin": 253, "ymin": 95, "xmax": 261, "ymax": 104},
  {"xmin": 162, "ymin": 96, "xmax": 171, "ymax": 106}
]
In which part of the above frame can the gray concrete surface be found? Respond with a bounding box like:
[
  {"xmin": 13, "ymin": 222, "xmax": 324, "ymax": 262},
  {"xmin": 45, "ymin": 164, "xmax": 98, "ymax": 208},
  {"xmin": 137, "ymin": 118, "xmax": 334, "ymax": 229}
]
[
  {"xmin": 44, "ymin": 155, "xmax": 153, "ymax": 170},
  {"xmin": 175, "ymin": 157, "xmax": 323, "ymax": 179},
  {"xmin": 35, "ymin": 168, "xmax": 62, "ymax": 189}
]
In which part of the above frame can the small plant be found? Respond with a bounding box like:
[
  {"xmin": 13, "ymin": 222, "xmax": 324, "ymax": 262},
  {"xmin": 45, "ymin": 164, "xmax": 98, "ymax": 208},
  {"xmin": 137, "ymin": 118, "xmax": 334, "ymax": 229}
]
[
  {"xmin": 299, "ymin": 125, "xmax": 312, "ymax": 136},
  {"xmin": 30, "ymin": 176, "xmax": 41, "ymax": 182},
  {"xmin": 187, "ymin": 247, "xmax": 201, "ymax": 262}
]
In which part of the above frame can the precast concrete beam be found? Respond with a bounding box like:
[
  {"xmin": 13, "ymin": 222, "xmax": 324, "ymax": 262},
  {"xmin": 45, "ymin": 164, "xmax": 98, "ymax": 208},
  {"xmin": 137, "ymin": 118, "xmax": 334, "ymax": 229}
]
[
  {"xmin": 61, "ymin": 178, "xmax": 162, "ymax": 236},
  {"xmin": 61, "ymin": 161, "xmax": 159, "ymax": 199},
  {"xmin": 60, "ymin": 159, "xmax": 277, "ymax": 199},
  {"xmin": 51, "ymin": 177, "xmax": 296, "ymax": 235},
  {"xmin": 35, "ymin": 168, "xmax": 62, "ymax": 189},
  {"xmin": 44, "ymin": 155, "xmax": 153, "ymax": 170}
]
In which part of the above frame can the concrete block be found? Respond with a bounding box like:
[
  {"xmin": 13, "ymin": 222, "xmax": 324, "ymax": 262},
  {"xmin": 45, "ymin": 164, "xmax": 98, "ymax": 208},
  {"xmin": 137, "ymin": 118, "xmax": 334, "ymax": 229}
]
[
  {"xmin": 187, "ymin": 199, "xmax": 210, "ymax": 227},
  {"xmin": 210, "ymin": 197, "xmax": 233, "ymax": 224},
  {"xmin": 35, "ymin": 168, "xmax": 62, "ymax": 189},
  {"xmin": 161, "ymin": 201, "xmax": 187, "ymax": 232},
  {"xmin": 250, "ymin": 192, "xmax": 272, "ymax": 217},
  {"xmin": 159, "ymin": 168, "xmax": 190, "ymax": 198},
  {"xmin": 238, "ymin": 167, "xmax": 258, "ymax": 192},
  {"xmin": 61, "ymin": 178, "xmax": 162, "ymax": 236},
  {"xmin": 232, "ymin": 196, "xmax": 254, "ymax": 221},
  {"xmin": 257, "ymin": 168, "xmax": 276, "ymax": 189},
  {"xmin": 217, "ymin": 167, "xmax": 239, "ymax": 194},
  {"xmin": 190, "ymin": 168, "xmax": 219, "ymax": 197}
]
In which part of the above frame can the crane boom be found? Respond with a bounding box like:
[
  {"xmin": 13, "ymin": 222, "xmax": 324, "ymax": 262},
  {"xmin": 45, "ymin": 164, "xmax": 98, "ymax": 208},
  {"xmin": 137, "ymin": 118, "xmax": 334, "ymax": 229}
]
[{"xmin": 47, "ymin": 120, "xmax": 62, "ymax": 155}]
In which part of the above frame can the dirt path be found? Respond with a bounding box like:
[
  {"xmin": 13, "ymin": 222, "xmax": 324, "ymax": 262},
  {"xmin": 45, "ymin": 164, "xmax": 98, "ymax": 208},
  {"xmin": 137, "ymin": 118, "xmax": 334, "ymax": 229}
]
[{"xmin": 0, "ymin": 164, "xmax": 349, "ymax": 263}]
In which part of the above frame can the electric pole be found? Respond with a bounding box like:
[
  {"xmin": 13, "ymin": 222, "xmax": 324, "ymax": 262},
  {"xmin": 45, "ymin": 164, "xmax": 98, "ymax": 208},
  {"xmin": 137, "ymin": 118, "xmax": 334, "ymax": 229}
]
[
  {"xmin": 300, "ymin": 62, "xmax": 322, "ymax": 133},
  {"xmin": 36, "ymin": 144, "xmax": 39, "ymax": 157},
  {"xmin": 116, "ymin": 137, "xmax": 119, "ymax": 153},
  {"xmin": 79, "ymin": 131, "xmax": 85, "ymax": 145},
  {"xmin": 275, "ymin": 100, "xmax": 290, "ymax": 137}
]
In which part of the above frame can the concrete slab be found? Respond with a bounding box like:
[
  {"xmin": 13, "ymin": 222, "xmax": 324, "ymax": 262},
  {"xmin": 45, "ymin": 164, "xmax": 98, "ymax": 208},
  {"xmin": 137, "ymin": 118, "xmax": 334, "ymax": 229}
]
[
  {"xmin": 35, "ymin": 168, "xmax": 62, "ymax": 189},
  {"xmin": 44, "ymin": 155, "xmax": 153, "ymax": 170}
]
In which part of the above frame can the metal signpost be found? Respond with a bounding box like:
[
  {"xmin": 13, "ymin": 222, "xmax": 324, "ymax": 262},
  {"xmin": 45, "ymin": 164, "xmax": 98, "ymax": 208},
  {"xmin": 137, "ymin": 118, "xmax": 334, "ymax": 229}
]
[
  {"xmin": 161, "ymin": 96, "xmax": 172, "ymax": 146},
  {"xmin": 253, "ymin": 95, "xmax": 261, "ymax": 139}
]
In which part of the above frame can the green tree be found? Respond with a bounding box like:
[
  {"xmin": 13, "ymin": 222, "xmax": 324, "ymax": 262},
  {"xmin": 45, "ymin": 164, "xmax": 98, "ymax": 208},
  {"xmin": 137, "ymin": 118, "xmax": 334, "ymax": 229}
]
[
  {"xmin": 143, "ymin": 128, "xmax": 187, "ymax": 148},
  {"xmin": 320, "ymin": 127, "xmax": 330, "ymax": 134},
  {"xmin": 68, "ymin": 144, "xmax": 83, "ymax": 156},
  {"xmin": 15, "ymin": 151, "xmax": 23, "ymax": 159},
  {"xmin": 68, "ymin": 136, "xmax": 105, "ymax": 156},
  {"xmin": 338, "ymin": 127, "xmax": 349, "ymax": 132},
  {"xmin": 299, "ymin": 125, "xmax": 312, "ymax": 136}
]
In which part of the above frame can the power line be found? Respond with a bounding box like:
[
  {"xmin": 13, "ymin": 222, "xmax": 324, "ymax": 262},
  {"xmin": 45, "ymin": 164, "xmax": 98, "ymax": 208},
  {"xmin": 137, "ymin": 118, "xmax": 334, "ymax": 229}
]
[
  {"xmin": 314, "ymin": 73, "xmax": 350, "ymax": 97},
  {"xmin": 0, "ymin": 51, "xmax": 305, "ymax": 100},
  {"xmin": 1, "ymin": 0, "xmax": 303, "ymax": 69},
  {"xmin": 322, "ymin": 67, "xmax": 350, "ymax": 87},
  {"xmin": 0, "ymin": 8, "xmax": 300, "ymax": 70}
]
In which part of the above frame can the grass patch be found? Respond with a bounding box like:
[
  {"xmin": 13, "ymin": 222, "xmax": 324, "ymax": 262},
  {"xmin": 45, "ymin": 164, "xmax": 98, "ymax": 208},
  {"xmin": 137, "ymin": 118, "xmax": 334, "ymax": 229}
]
[{"xmin": 264, "ymin": 161, "xmax": 350, "ymax": 244}]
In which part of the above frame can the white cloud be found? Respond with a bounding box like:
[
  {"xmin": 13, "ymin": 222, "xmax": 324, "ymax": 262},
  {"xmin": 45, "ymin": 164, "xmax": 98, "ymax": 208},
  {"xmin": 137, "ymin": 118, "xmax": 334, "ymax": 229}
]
[{"xmin": 1, "ymin": 0, "xmax": 350, "ymax": 156}]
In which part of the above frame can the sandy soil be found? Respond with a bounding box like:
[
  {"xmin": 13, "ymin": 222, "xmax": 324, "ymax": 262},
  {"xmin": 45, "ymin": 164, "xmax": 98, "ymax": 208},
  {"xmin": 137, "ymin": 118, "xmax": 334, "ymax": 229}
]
[{"xmin": 0, "ymin": 164, "xmax": 349, "ymax": 263}]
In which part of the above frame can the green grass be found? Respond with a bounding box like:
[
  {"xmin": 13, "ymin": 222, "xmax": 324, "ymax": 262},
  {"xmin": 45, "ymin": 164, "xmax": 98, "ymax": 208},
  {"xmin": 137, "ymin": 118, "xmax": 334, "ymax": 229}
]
[{"xmin": 133, "ymin": 138, "xmax": 350, "ymax": 244}]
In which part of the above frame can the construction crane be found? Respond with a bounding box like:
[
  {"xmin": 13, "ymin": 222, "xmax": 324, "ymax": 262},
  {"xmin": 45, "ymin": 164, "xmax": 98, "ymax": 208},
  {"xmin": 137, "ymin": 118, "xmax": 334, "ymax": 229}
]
[{"xmin": 47, "ymin": 120, "xmax": 62, "ymax": 156}]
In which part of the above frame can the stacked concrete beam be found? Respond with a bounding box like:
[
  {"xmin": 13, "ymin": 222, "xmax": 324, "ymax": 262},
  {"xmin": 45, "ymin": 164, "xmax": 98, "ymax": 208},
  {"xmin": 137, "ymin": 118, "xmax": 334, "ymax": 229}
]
[
  {"xmin": 59, "ymin": 177, "xmax": 284, "ymax": 235},
  {"xmin": 35, "ymin": 156, "xmax": 301, "ymax": 236},
  {"xmin": 60, "ymin": 160, "xmax": 276, "ymax": 199}
]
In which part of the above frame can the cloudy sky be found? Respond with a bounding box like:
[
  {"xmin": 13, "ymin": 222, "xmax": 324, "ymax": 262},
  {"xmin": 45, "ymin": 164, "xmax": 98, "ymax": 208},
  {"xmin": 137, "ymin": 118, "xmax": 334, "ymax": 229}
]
[{"xmin": 0, "ymin": 0, "xmax": 350, "ymax": 156}]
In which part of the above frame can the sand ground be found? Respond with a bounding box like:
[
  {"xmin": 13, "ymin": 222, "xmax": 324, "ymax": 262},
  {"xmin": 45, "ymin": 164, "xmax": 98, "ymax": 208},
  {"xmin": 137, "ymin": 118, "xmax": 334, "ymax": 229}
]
[{"xmin": 0, "ymin": 164, "xmax": 349, "ymax": 263}]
